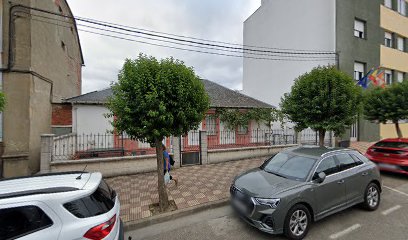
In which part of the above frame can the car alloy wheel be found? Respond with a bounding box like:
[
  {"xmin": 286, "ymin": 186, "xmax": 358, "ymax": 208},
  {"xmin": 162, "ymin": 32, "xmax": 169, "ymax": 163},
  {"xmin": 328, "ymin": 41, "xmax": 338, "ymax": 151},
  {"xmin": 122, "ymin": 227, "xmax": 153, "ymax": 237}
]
[
  {"xmin": 284, "ymin": 204, "xmax": 311, "ymax": 240},
  {"xmin": 367, "ymin": 186, "xmax": 379, "ymax": 208},
  {"xmin": 289, "ymin": 210, "xmax": 308, "ymax": 237},
  {"xmin": 363, "ymin": 183, "xmax": 381, "ymax": 211}
]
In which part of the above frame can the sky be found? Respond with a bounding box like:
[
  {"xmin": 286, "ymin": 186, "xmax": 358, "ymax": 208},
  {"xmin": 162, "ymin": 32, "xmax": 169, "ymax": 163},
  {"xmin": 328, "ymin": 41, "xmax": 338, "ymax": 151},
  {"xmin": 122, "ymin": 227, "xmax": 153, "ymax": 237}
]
[{"xmin": 67, "ymin": 0, "xmax": 261, "ymax": 94}]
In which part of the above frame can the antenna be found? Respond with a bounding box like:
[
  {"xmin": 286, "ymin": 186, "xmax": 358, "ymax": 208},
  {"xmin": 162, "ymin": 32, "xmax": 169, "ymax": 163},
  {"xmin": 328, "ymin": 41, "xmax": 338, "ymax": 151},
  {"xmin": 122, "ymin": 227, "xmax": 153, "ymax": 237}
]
[{"xmin": 76, "ymin": 164, "xmax": 88, "ymax": 180}]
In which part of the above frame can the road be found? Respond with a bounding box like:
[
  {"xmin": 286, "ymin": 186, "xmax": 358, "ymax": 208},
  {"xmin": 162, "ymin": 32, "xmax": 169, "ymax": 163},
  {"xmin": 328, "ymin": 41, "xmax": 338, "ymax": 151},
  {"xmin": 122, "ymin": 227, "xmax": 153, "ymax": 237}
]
[{"xmin": 126, "ymin": 173, "xmax": 408, "ymax": 240}]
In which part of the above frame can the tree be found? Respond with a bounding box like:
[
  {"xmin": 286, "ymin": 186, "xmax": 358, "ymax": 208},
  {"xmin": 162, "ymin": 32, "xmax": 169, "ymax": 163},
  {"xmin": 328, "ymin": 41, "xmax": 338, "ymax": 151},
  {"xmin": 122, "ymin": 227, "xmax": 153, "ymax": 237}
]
[
  {"xmin": 107, "ymin": 54, "xmax": 209, "ymax": 211},
  {"xmin": 280, "ymin": 66, "xmax": 362, "ymax": 147},
  {"xmin": 363, "ymin": 80, "xmax": 408, "ymax": 138},
  {"xmin": 0, "ymin": 92, "xmax": 5, "ymax": 112}
]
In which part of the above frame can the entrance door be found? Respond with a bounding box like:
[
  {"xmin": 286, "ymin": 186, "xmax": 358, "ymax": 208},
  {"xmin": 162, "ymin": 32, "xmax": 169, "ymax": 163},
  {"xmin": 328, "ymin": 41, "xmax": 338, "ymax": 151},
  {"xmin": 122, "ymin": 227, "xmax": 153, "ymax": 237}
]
[{"xmin": 180, "ymin": 130, "xmax": 201, "ymax": 166}]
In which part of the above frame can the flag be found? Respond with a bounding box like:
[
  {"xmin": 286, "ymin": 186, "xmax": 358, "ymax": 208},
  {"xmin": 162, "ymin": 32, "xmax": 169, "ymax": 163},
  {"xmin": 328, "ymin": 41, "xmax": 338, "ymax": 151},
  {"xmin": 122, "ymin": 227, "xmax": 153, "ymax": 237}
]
[
  {"xmin": 357, "ymin": 68, "xmax": 374, "ymax": 89},
  {"xmin": 368, "ymin": 67, "xmax": 385, "ymax": 88}
]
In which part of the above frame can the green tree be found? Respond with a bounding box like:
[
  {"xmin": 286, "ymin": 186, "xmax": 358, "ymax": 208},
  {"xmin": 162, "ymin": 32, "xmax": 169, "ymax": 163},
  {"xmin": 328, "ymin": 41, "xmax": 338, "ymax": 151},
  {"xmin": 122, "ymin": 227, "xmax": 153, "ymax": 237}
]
[
  {"xmin": 0, "ymin": 92, "xmax": 5, "ymax": 112},
  {"xmin": 107, "ymin": 54, "xmax": 209, "ymax": 211},
  {"xmin": 363, "ymin": 81, "xmax": 408, "ymax": 138},
  {"xmin": 280, "ymin": 66, "xmax": 362, "ymax": 146}
]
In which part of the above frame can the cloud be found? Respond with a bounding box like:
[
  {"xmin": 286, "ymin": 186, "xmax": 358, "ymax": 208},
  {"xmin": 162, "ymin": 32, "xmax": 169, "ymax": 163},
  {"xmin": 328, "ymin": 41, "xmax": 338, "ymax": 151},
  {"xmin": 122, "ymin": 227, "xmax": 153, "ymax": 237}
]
[{"xmin": 68, "ymin": 0, "xmax": 261, "ymax": 93}]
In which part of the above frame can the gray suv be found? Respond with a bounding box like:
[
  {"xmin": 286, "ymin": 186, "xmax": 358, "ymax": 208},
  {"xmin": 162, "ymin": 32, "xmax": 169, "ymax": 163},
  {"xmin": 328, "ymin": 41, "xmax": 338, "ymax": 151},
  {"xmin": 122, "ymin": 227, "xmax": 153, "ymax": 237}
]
[{"xmin": 230, "ymin": 146, "xmax": 381, "ymax": 240}]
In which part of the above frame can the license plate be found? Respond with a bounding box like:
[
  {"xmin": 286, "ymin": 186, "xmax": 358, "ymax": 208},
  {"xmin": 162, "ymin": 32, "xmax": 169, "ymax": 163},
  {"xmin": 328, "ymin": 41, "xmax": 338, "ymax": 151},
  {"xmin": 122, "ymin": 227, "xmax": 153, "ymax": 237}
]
[{"xmin": 378, "ymin": 163, "xmax": 398, "ymax": 170}]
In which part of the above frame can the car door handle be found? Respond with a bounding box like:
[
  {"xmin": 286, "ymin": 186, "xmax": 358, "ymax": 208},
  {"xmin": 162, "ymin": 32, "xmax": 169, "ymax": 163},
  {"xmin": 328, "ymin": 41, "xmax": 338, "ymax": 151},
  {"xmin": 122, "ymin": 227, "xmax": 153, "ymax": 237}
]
[
  {"xmin": 362, "ymin": 172, "xmax": 368, "ymax": 176},
  {"xmin": 337, "ymin": 180, "xmax": 345, "ymax": 184}
]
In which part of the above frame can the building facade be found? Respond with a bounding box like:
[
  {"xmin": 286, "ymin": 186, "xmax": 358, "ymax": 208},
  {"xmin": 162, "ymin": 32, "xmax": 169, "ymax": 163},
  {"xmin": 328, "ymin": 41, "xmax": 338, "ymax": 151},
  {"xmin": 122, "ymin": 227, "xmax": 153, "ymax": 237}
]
[
  {"xmin": 243, "ymin": 0, "xmax": 408, "ymax": 142},
  {"xmin": 1, "ymin": 0, "xmax": 83, "ymax": 177}
]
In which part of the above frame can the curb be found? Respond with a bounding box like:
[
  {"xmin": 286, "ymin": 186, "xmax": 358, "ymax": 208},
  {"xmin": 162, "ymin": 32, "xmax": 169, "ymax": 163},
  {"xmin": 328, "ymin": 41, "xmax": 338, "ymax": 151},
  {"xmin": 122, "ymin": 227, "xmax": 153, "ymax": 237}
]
[{"xmin": 123, "ymin": 198, "xmax": 230, "ymax": 232}]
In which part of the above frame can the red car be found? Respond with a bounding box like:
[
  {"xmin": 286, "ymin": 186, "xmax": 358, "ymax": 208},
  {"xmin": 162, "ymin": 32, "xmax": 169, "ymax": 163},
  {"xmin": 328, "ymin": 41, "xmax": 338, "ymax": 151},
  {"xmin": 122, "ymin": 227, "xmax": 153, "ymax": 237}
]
[{"xmin": 365, "ymin": 138, "xmax": 408, "ymax": 175}]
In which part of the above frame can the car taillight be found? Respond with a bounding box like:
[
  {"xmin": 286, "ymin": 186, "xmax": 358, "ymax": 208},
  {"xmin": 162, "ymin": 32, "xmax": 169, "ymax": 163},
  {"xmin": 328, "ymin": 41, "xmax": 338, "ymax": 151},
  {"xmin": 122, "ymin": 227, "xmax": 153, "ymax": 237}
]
[{"xmin": 84, "ymin": 214, "xmax": 116, "ymax": 240}]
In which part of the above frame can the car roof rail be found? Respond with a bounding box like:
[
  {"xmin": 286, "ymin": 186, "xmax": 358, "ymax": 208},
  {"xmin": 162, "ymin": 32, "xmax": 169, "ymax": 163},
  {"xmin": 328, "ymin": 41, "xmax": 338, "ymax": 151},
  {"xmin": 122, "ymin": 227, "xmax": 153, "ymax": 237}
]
[
  {"xmin": 0, "ymin": 171, "xmax": 88, "ymax": 182},
  {"xmin": 0, "ymin": 187, "xmax": 79, "ymax": 200}
]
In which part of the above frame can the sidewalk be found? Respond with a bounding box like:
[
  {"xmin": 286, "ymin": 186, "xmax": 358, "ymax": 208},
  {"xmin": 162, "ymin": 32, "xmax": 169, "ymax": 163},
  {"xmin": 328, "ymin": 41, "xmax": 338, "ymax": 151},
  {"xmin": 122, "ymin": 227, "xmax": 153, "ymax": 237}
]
[
  {"xmin": 106, "ymin": 142, "xmax": 373, "ymax": 225},
  {"xmin": 105, "ymin": 157, "xmax": 264, "ymax": 223}
]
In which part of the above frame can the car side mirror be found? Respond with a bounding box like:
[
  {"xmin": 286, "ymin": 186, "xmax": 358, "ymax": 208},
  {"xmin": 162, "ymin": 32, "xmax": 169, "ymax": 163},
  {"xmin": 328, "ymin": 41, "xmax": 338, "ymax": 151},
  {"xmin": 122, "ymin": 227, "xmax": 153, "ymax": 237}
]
[{"xmin": 315, "ymin": 172, "xmax": 326, "ymax": 184}]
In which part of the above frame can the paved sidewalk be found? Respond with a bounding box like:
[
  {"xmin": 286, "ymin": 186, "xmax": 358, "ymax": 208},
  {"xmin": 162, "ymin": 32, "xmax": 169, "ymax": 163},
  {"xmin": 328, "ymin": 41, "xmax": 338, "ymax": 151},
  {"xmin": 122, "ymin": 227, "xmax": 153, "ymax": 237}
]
[
  {"xmin": 106, "ymin": 142, "xmax": 373, "ymax": 224},
  {"xmin": 105, "ymin": 158, "xmax": 264, "ymax": 223}
]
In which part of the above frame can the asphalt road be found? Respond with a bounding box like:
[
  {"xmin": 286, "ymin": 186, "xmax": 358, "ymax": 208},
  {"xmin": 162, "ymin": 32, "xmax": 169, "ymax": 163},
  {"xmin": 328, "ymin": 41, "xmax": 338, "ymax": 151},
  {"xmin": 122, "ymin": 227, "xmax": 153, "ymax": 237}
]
[{"xmin": 126, "ymin": 173, "xmax": 408, "ymax": 240}]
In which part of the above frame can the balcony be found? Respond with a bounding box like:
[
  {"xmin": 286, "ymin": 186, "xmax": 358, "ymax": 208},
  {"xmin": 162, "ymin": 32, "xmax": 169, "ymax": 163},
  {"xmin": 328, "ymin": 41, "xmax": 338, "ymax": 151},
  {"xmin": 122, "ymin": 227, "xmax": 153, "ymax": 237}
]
[
  {"xmin": 381, "ymin": 5, "xmax": 408, "ymax": 37},
  {"xmin": 381, "ymin": 45, "xmax": 408, "ymax": 73}
]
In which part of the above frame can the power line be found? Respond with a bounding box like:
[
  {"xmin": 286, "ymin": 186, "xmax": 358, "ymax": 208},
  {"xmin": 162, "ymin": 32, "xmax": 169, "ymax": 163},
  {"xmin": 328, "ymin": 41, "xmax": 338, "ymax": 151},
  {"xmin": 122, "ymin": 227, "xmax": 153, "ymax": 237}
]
[
  {"xmin": 20, "ymin": 11, "xmax": 336, "ymax": 62},
  {"xmin": 12, "ymin": 4, "xmax": 336, "ymax": 56}
]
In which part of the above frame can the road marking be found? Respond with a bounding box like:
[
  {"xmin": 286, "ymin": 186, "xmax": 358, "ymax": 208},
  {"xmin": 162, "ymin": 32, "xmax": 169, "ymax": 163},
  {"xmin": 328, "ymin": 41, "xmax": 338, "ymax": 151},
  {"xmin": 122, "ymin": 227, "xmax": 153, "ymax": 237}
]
[
  {"xmin": 384, "ymin": 185, "xmax": 408, "ymax": 197},
  {"xmin": 329, "ymin": 224, "xmax": 361, "ymax": 239},
  {"xmin": 382, "ymin": 205, "xmax": 402, "ymax": 215}
]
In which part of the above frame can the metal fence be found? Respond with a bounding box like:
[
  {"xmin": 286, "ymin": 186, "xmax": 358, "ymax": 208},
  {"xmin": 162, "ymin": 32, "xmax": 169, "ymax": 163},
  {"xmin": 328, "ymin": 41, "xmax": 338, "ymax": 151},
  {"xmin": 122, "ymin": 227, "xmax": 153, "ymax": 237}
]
[
  {"xmin": 299, "ymin": 128, "xmax": 332, "ymax": 146},
  {"xmin": 207, "ymin": 129, "xmax": 297, "ymax": 150},
  {"xmin": 53, "ymin": 133, "xmax": 172, "ymax": 161}
]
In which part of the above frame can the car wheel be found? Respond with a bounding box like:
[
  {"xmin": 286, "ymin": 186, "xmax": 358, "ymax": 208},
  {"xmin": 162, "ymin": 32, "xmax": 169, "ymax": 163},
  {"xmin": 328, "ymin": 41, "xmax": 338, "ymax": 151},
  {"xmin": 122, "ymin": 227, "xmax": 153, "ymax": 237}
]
[
  {"xmin": 284, "ymin": 204, "xmax": 311, "ymax": 240},
  {"xmin": 363, "ymin": 183, "xmax": 380, "ymax": 211}
]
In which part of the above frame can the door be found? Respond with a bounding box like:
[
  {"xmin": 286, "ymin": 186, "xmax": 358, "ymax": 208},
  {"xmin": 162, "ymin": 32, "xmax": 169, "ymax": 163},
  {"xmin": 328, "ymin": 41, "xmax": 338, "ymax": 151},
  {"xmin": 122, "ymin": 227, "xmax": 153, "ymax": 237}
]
[
  {"xmin": 337, "ymin": 153, "xmax": 368, "ymax": 203},
  {"xmin": 312, "ymin": 156, "xmax": 346, "ymax": 216}
]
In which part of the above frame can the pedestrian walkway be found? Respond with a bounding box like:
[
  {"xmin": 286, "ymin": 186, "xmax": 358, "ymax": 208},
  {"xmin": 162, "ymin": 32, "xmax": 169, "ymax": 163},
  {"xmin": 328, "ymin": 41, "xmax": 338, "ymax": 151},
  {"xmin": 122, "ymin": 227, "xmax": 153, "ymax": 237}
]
[
  {"xmin": 106, "ymin": 157, "xmax": 264, "ymax": 223},
  {"xmin": 106, "ymin": 141, "xmax": 374, "ymax": 224}
]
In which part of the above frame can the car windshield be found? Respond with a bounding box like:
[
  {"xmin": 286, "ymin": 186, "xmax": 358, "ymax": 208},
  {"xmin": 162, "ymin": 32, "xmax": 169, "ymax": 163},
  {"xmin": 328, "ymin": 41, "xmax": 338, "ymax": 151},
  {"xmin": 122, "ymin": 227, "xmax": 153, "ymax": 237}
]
[
  {"xmin": 374, "ymin": 141, "xmax": 408, "ymax": 149},
  {"xmin": 262, "ymin": 152, "xmax": 316, "ymax": 181}
]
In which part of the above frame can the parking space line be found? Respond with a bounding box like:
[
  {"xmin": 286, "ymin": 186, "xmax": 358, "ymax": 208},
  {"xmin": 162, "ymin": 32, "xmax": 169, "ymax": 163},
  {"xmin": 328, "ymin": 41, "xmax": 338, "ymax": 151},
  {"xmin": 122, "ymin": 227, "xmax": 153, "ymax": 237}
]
[
  {"xmin": 383, "ymin": 185, "xmax": 408, "ymax": 197},
  {"xmin": 381, "ymin": 205, "xmax": 402, "ymax": 215},
  {"xmin": 329, "ymin": 224, "xmax": 361, "ymax": 239}
]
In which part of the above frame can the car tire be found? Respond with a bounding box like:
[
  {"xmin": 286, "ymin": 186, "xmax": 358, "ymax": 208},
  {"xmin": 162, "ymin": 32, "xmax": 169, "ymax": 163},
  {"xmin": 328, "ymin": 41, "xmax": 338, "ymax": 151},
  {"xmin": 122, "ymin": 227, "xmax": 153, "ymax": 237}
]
[
  {"xmin": 284, "ymin": 204, "xmax": 311, "ymax": 240},
  {"xmin": 362, "ymin": 182, "xmax": 381, "ymax": 211}
]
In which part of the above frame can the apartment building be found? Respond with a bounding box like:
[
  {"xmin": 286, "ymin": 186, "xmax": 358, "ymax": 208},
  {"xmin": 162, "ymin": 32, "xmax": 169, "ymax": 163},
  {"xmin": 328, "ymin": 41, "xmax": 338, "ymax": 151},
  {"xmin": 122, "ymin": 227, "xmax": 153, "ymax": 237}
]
[{"xmin": 243, "ymin": 0, "xmax": 408, "ymax": 142}]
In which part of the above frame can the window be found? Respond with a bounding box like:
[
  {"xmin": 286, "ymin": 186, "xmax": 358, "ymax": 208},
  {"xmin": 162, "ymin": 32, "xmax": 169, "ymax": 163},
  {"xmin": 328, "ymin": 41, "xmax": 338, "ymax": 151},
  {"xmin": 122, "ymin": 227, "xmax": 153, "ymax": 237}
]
[
  {"xmin": 397, "ymin": 71, "xmax": 404, "ymax": 82},
  {"xmin": 354, "ymin": 19, "xmax": 365, "ymax": 39},
  {"xmin": 0, "ymin": 206, "xmax": 53, "ymax": 239},
  {"xmin": 263, "ymin": 153, "xmax": 317, "ymax": 181},
  {"xmin": 315, "ymin": 156, "xmax": 339, "ymax": 177},
  {"xmin": 384, "ymin": 0, "xmax": 392, "ymax": 8},
  {"xmin": 385, "ymin": 69, "xmax": 392, "ymax": 85},
  {"xmin": 205, "ymin": 116, "xmax": 216, "ymax": 135},
  {"xmin": 397, "ymin": 36, "xmax": 404, "ymax": 51},
  {"xmin": 354, "ymin": 62, "xmax": 365, "ymax": 80},
  {"xmin": 64, "ymin": 180, "xmax": 115, "ymax": 218},
  {"xmin": 237, "ymin": 125, "xmax": 248, "ymax": 134},
  {"xmin": 335, "ymin": 154, "xmax": 358, "ymax": 171},
  {"xmin": 384, "ymin": 32, "xmax": 393, "ymax": 47},
  {"xmin": 398, "ymin": 0, "xmax": 406, "ymax": 15}
]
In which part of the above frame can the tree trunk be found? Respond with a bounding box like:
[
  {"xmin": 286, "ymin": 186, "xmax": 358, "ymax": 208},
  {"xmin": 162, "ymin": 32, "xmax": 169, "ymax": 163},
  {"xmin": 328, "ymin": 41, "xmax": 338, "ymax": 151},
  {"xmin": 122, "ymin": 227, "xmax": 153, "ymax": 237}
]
[
  {"xmin": 155, "ymin": 138, "xmax": 169, "ymax": 211},
  {"xmin": 394, "ymin": 121, "xmax": 403, "ymax": 138},
  {"xmin": 319, "ymin": 129, "xmax": 326, "ymax": 147}
]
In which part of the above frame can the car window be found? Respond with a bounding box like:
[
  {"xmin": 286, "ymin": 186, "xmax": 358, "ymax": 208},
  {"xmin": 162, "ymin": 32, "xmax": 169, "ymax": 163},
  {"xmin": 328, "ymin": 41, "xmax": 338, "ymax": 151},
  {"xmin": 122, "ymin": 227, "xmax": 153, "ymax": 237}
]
[
  {"xmin": 64, "ymin": 180, "xmax": 115, "ymax": 218},
  {"xmin": 374, "ymin": 141, "xmax": 408, "ymax": 149},
  {"xmin": 0, "ymin": 205, "xmax": 53, "ymax": 240},
  {"xmin": 350, "ymin": 153, "xmax": 365, "ymax": 165},
  {"xmin": 263, "ymin": 152, "xmax": 316, "ymax": 181},
  {"xmin": 335, "ymin": 154, "xmax": 357, "ymax": 171},
  {"xmin": 314, "ymin": 156, "xmax": 339, "ymax": 177}
]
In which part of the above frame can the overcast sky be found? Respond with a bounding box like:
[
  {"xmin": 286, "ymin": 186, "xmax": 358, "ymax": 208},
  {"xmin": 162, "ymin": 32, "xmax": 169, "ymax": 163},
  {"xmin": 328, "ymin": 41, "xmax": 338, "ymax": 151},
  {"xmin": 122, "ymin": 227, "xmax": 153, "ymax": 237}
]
[{"xmin": 67, "ymin": 0, "xmax": 261, "ymax": 94}]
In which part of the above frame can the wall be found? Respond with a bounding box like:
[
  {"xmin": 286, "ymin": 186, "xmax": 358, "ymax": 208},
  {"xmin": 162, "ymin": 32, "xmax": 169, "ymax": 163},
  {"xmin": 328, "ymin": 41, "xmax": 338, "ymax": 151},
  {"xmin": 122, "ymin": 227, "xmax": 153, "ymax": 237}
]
[
  {"xmin": 73, "ymin": 105, "xmax": 113, "ymax": 135},
  {"xmin": 242, "ymin": 0, "xmax": 336, "ymax": 106},
  {"xmin": 48, "ymin": 145, "xmax": 295, "ymax": 177},
  {"xmin": 1, "ymin": 0, "xmax": 82, "ymax": 177},
  {"xmin": 380, "ymin": 123, "xmax": 408, "ymax": 138},
  {"xmin": 336, "ymin": 0, "xmax": 382, "ymax": 142}
]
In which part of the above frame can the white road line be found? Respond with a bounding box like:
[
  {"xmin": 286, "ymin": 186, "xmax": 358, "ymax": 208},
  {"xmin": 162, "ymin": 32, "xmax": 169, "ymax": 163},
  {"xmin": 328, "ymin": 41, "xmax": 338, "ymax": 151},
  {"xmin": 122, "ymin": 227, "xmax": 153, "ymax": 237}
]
[
  {"xmin": 382, "ymin": 205, "xmax": 402, "ymax": 215},
  {"xmin": 384, "ymin": 185, "xmax": 408, "ymax": 197},
  {"xmin": 329, "ymin": 224, "xmax": 361, "ymax": 239}
]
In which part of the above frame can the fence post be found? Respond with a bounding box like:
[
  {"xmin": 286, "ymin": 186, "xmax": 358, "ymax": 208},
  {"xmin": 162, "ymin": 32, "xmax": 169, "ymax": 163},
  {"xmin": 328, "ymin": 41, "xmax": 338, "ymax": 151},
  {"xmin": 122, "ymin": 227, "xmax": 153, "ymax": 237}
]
[
  {"xmin": 296, "ymin": 131, "xmax": 302, "ymax": 145},
  {"xmin": 200, "ymin": 131, "xmax": 208, "ymax": 165},
  {"xmin": 40, "ymin": 134, "xmax": 55, "ymax": 173},
  {"xmin": 173, "ymin": 136, "xmax": 181, "ymax": 168}
]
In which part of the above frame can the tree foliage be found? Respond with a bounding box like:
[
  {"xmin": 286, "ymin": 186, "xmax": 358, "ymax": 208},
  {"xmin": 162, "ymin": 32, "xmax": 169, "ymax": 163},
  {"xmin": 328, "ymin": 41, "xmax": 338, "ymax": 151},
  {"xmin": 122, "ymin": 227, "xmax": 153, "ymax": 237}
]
[
  {"xmin": 363, "ymin": 80, "xmax": 408, "ymax": 138},
  {"xmin": 280, "ymin": 66, "xmax": 362, "ymax": 146},
  {"xmin": 215, "ymin": 108, "xmax": 283, "ymax": 130},
  {"xmin": 0, "ymin": 92, "xmax": 5, "ymax": 112},
  {"xmin": 107, "ymin": 54, "xmax": 209, "ymax": 210}
]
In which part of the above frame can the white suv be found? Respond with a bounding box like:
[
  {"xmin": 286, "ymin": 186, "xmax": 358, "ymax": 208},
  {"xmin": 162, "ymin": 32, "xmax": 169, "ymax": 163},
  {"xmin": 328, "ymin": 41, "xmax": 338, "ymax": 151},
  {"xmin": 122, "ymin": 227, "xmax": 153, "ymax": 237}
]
[{"xmin": 0, "ymin": 171, "xmax": 124, "ymax": 240}]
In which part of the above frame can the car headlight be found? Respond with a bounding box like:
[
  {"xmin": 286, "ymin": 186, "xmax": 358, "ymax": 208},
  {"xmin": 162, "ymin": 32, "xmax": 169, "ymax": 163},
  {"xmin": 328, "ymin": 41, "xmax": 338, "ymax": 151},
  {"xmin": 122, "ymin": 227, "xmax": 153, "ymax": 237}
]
[{"xmin": 254, "ymin": 197, "xmax": 281, "ymax": 208}]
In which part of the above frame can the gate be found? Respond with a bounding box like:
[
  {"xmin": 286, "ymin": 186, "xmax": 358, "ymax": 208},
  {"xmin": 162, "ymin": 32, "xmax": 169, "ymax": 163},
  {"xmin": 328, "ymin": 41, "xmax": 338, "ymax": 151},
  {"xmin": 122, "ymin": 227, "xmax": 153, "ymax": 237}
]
[{"xmin": 180, "ymin": 130, "xmax": 201, "ymax": 166}]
